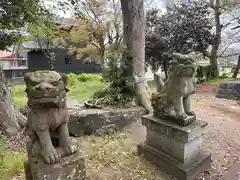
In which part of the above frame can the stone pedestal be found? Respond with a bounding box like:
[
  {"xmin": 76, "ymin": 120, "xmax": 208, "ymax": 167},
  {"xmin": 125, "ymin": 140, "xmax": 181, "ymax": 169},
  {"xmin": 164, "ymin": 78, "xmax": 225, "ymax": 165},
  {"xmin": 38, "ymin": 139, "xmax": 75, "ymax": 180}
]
[
  {"xmin": 24, "ymin": 147, "xmax": 86, "ymax": 180},
  {"xmin": 216, "ymin": 80, "xmax": 240, "ymax": 100},
  {"xmin": 138, "ymin": 115, "xmax": 212, "ymax": 180}
]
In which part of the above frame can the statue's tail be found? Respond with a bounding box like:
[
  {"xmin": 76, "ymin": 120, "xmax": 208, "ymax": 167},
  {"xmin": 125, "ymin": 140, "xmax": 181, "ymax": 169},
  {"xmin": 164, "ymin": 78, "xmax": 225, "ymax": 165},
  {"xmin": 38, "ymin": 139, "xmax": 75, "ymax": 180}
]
[{"xmin": 154, "ymin": 72, "xmax": 165, "ymax": 93}]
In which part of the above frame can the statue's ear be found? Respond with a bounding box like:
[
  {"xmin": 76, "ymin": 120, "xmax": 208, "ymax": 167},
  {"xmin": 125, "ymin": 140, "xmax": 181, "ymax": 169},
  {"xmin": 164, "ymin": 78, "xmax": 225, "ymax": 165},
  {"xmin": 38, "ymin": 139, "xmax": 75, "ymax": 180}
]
[{"xmin": 60, "ymin": 73, "xmax": 68, "ymax": 85}]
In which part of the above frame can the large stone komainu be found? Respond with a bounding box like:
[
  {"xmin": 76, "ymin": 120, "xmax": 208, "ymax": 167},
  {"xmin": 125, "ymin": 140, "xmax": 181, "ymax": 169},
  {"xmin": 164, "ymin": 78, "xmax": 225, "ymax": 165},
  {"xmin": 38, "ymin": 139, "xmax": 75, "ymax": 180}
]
[
  {"xmin": 24, "ymin": 70, "xmax": 77, "ymax": 164},
  {"xmin": 152, "ymin": 53, "xmax": 198, "ymax": 126}
]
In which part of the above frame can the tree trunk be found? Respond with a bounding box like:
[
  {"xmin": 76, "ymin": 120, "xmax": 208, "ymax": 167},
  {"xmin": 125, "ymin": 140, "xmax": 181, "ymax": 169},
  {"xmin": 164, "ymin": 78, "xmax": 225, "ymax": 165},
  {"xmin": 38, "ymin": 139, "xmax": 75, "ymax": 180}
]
[
  {"xmin": 120, "ymin": 0, "xmax": 152, "ymax": 113},
  {"xmin": 232, "ymin": 55, "xmax": 240, "ymax": 78},
  {"xmin": 210, "ymin": 0, "xmax": 221, "ymax": 78},
  {"xmin": 0, "ymin": 67, "xmax": 26, "ymax": 136}
]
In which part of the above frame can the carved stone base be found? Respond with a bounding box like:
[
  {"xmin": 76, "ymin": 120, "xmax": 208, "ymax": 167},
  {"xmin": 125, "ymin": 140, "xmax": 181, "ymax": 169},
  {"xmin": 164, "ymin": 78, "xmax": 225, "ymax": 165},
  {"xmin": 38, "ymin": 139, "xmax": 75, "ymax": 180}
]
[
  {"xmin": 157, "ymin": 113, "xmax": 196, "ymax": 127},
  {"xmin": 138, "ymin": 144, "xmax": 211, "ymax": 180},
  {"xmin": 24, "ymin": 148, "xmax": 86, "ymax": 180},
  {"xmin": 138, "ymin": 115, "xmax": 212, "ymax": 180}
]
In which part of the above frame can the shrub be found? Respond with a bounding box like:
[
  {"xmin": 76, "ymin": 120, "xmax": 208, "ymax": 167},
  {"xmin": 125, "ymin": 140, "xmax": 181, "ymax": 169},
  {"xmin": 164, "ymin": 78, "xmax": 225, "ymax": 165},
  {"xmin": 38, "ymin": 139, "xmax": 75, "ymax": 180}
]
[
  {"xmin": 67, "ymin": 73, "xmax": 78, "ymax": 86},
  {"xmin": 77, "ymin": 73, "xmax": 103, "ymax": 82},
  {"xmin": 77, "ymin": 73, "xmax": 93, "ymax": 82},
  {"xmin": 85, "ymin": 51, "xmax": 136, "ymax": 108}
]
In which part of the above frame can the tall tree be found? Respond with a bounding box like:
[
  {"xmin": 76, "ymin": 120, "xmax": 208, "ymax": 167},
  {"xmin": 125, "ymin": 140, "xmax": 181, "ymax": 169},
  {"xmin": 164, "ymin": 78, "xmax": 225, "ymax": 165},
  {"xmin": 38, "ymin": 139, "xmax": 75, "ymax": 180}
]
[
  {"xmin": 209, "ymin": 0, "xmax": 221, "ymax": 78},
  {"xmin": 232, "ymin": 55, "xmax": 240, "ymax": 78},
  {"xmin": 207, "ymin": 0, "xmax": 240, "ymax": 78},
  {"xmin": 145, "ymin": 2, "xmax": 214, "ymax": 75},
  {"xmin": 120, "ymin": 0, "xmax": 152, "ymax": 113},
  {"xmin": 59, "ymin": 0, "xmax": 123, "ymax": 66}
]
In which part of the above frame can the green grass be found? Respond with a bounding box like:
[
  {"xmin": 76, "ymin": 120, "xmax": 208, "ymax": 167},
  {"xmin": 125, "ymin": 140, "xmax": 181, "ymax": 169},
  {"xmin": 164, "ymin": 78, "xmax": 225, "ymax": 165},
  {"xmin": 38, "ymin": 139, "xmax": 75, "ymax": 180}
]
[
  {"xmin": 0, "ymin": 136, "xmax": 26, "ymax": 180},
  {"xmin": 200, "ymin": 77, "xmax": 233, "ymax": 86},
  {"xmin": 11, "ymin": 85, "xmax": 27, "ymax": 108},
  {"xmin": 68, "ymin": 80, "xmax": 104, "ymax": 100},
  {"xmin": 11, "ymin": 74, "xmax": 105, "ymax": 108}
]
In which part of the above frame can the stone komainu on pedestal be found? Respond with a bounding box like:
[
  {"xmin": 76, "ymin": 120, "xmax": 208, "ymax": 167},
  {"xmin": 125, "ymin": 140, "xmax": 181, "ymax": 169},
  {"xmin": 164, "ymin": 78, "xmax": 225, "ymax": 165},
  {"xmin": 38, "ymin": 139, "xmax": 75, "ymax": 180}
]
[
  {"xmin": 138, "ymin": 53, "xmax": 212, "ymax": 180},
  {"xmin": 23, "ymin": 70, "xmax": 85, "ymax": 180},
  {"xmin": 152, "ymin": 52, "xmax": 198, "ymax": 127}
]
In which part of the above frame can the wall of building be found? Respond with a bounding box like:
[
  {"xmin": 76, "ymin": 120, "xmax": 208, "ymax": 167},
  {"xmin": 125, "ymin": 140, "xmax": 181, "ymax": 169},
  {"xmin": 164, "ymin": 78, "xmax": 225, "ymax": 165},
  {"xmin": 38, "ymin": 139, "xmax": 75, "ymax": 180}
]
[{"xmin": 27, "ymin": 49, "xmax": 101, "ymax": 74}]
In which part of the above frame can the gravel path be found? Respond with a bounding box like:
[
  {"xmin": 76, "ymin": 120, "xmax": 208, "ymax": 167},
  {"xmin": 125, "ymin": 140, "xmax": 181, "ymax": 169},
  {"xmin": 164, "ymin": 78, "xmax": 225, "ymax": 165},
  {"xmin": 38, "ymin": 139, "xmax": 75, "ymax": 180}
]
[
  {"xmin": 193, "ymin": 93, "xmax": 240, "ymax": 179},
  {"xmin": 129, "ymin": 93, "xmax": 240, "ymax": 180}
]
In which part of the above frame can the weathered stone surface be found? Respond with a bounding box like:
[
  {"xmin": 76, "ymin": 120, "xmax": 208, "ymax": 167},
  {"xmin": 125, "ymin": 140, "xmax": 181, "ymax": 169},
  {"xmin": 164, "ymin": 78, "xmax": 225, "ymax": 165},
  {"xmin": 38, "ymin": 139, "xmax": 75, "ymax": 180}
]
[
  {"xmin": 24, "ymin": 147, "xmax": 86, "ymax": 180},
  {"xmin": 138, "ymin": 115, "xmax": 211, "ymax": 180},
  {"xmin": 142, "ymin": 115, "xmax": 208, "ymax": 143},
  {"xmin": 152, "ymin": 52, "xmax": 198, "ymax": 126},
  {"xmin": 20, "ymin": 107, "xmax": 28, "ymax": 116},
  {"xmin": 138, "ymin": 144, "xmax": 211, "ymax": 180},
  {"xmin": 68, "ymin": 107, "xmax": 145, "ymax": 136},
  {"xmin": 216, "ymin": 80, "xmax": 240, "ymax": 100},
  {"xmin": 143, "ymin": 115, "xmax": 207, "ymax": 163},
  {"xmin": 24, "ymin": 70, "xmax": 77, "ymax": 164}
]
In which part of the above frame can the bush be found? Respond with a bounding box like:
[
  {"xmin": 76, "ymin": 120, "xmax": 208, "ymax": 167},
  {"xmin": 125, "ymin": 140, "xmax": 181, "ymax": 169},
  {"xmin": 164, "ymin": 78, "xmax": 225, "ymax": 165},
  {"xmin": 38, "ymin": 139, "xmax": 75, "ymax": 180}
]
[
  {"xmin": 77, "ymin": 73, "xmax": 103, "ymax": 82},
  {"xmin": 67, "ymin": 73, "xmax": 78, "ymax": 86},
  {"xmin": 86, "ymin": 52, "xmax": 136, "ymax": 108},
  {"xmin": 77, "ymin": 73, "xmax": 93, "ymax": 82}
]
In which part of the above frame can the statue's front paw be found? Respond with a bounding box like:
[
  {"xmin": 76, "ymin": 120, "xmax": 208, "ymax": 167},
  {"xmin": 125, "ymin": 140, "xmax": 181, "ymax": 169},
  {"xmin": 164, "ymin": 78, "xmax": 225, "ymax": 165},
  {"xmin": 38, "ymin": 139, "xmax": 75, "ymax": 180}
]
[
  {"xmin": 186, "ymin": 111, "xmax": 195, "ymax": 116},
  {"xmin": 31, "ymin": 141, "xmax": 41, "ymax": 156},
  {"xmin": 42, "ymin": 148, "xmax": 61, "ymax": 164},
  {"xmin": 177, "ymin": 113, "xmax": 188, "ymax": 120},
  {"xmin": 62, "ymin": 144, "xmax": 77, "ymax": 156}
]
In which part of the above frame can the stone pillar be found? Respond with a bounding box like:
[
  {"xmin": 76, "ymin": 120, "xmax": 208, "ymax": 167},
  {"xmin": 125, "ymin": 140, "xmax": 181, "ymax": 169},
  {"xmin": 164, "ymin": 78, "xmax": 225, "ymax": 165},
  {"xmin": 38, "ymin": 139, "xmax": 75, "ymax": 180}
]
[
  {"xmin": 138, "ymin": 115, "xmax": 212, "ymax": 180},
  {"xmin": 24, "ymin": 143, "xmax": 86, "ymax": 180}
]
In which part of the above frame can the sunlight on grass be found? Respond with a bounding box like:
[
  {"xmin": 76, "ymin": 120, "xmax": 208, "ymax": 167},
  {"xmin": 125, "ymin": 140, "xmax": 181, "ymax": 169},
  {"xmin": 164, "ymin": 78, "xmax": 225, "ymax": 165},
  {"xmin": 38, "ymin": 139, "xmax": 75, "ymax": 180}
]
[
  {"xmin": 80, "ymin": 132, "xmax": 170, "ymax": 180},
  {"xmin": 68, "ymin": 80, "xmax": 104, "ymax": 100},
  {"xmin": 11, "ymin": 85, "xmax": 27, "ymax": 108},
  {"xmin": 11, "ymin": 76, "xmax": 105, "ymax": 108}
]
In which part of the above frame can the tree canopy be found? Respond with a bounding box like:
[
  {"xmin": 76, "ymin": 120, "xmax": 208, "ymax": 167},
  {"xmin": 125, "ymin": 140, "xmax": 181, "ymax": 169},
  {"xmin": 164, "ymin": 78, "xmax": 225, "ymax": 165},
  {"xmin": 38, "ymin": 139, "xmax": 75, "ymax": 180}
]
[
  {"xmin": 58, "ymin": 0, "xmax": 123, "ymax": 66},
  {"xmin": 0, "ymin": 0, "xmax": 47, "ymax": 50},
  {"xmin": 145, "ymin": 1, "xmax": 214, "ymax": 71}
]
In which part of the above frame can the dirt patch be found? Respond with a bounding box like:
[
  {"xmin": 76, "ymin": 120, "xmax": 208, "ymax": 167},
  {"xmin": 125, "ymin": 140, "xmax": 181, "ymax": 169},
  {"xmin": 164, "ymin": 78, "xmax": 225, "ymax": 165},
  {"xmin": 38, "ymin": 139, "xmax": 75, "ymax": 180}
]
[{"xmin": 196, "ymin": 85, "xmax": 218, "ymax": 93}]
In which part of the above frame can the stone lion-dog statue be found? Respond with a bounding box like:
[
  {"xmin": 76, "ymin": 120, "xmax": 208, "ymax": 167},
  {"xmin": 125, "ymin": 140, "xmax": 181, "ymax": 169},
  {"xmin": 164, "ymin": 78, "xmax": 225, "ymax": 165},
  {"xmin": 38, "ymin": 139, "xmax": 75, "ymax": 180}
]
[
  {"xmin": 152, "ymin": 52, "xmax": 198, "ymax": 126},
  {"xmin": 24, "ymin": 70, "xmax": 77, "ymax": 164}
]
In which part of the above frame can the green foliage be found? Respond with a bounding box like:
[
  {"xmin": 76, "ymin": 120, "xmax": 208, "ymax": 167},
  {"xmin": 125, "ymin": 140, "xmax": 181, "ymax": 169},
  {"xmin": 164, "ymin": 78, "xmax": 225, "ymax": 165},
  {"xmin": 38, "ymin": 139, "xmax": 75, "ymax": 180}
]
[
  {"xmin": 11, "ymin": 73, "xmax": 104, "ymax": 108},
  {"xmin": 0, "ymin": 0, "xmax": 48, "ymax": 50},
  {"xmin": 77, "ymin": 73, "xmax": 103, "ymax": 82},
  {"xmin": 57, "ymin": 0, "xmax": 123, "ymax": 65},
  {"xmin": 87, "ymin": 52, "xmax": 136, "ymax": 108},
  {"xmin": 67, "ymin": 73, "xmax": 78, "ymax": 86},
  {"xmin": 68, "ymin": 80, "xmax": 104, "ymax": 100},
  {"xmin": 145, "ymin": 1, "xmax": 214, "ymax": 71}
]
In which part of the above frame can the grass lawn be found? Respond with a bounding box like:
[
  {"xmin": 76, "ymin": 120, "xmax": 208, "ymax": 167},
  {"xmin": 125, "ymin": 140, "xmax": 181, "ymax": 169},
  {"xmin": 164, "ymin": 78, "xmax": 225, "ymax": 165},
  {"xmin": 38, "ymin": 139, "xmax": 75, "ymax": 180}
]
[
  {"xmin": 11, "ymin": 74, "xmax": 105, "ymax": 108},
  {"xmin": 200, "ymin": 77, "xmax": 233, "ymax": 85},
  {"xmin": 0, "ymin": 136, "xmax": 26, "ymax": 180}
]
